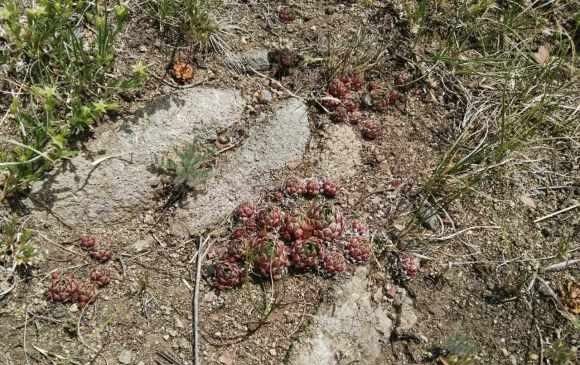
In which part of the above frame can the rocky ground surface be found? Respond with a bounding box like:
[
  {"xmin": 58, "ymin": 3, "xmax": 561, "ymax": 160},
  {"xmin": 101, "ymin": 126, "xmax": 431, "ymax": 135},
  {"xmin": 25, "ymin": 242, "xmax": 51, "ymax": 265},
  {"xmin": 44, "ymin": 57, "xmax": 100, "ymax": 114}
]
[{"xmin": 1, "ymin": 1, "xmax": 578, "ymax": 365}]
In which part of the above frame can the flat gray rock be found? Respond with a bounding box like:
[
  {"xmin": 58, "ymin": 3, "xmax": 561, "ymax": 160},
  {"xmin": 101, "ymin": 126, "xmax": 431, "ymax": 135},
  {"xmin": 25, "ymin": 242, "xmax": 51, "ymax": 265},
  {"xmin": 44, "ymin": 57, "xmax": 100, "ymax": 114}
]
[
  {"xmin": 25, "ymin": 88, "xmax": 244, "ymax": 225},
  {"xmin": 287, "ymin": 268, "xmax": 394, "ymax": 365},
  {"xmin": 227, "ymin": 49, "xmax": 271, "ymax": 73},
  {"xmin": 172, "ymin": 98, "xmax": 310, "ymax": 235}
]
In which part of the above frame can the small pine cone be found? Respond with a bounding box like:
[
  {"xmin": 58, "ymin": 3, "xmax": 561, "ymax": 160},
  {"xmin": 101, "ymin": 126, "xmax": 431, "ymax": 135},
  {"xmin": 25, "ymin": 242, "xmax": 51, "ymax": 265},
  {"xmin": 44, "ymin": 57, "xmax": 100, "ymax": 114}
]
[
  {"xmin": 89, "ymin": 269, "xmax": 111, "ymax": 288},
  {"xmin": 290, "ymin": 238, "xmax": 322, "ymax": 270},
  {"xmin": 304, "ymin": 179, "xmax": 320, "ymax": 197},
  {"xmin": 321, "ymin": 179, "xmax": 338, "ymax": 198},
  {"xmin": 254, "ymin": 240, "xmax": 289, "ymax": 279},
  {"xmin": 345, "ymin": 237, "xmax": 371, "ymax": 264},
  {"xmin": 328, "ymin": 79, "xmax": 349, "ymax": 99},
  {"xmin": 212, "ymin": 260, "xmax": 247, "ymax": 290},
  {"xmin": 331, "ymin": 106, "xmax": 349, "ymax": 123},
  {"xmin": 80, "ymin": 236, "xmax": 97, "ymax": 251},
  {"xmin": 360, "ymin": 120, "xmax": 382, "ymax": 140},
  {"xmin": 399, "ymin": 253, "xmax": 420, "ymax": 280},
  {"xmin": 90, "ymin": 249, "xmax": 112, "ymax": 263},
  {"xmin": 257, "ymin": 207, "xmax": 284, "ymax": 231},
  {"xmin": 236, "ymin": 202, "xmax": 256, "ymax": 221},
  {"xmin": 321, "ymin": 250, "xmax": 347, "ymax": 274},
  {"xmin": 284, "ymin": 176, "xmax": 305, "ymax": 196},
  {"xmin": 170, "ymin": 62, "xmax": 194, "ymax": 84}
]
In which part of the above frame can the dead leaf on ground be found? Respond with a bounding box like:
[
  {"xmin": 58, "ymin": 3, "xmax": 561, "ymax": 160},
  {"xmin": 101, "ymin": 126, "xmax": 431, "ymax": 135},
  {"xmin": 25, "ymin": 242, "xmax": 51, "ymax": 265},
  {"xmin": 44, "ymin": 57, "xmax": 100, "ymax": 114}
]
[
  {"xmin": 560, "ymin": 280, "xmax": 580, "ymax": 315},
  {"xmin": 533, "ymin": 45, "xmax": 550, "ymax": 65}
]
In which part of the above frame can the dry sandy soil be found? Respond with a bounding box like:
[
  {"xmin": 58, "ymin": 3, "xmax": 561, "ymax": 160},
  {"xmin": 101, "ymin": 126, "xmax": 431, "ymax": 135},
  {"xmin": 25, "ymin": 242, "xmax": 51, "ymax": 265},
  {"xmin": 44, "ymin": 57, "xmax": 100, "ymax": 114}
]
[{"xmin": 1, "ymin": 1, "xmax": 578, "ymax": 365}]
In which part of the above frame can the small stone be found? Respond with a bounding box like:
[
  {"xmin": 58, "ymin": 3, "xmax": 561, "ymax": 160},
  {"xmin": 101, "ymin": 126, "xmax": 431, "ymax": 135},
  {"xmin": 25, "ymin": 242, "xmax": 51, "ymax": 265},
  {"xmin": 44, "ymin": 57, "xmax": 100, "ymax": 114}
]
[
  {"xmin": 229, "ymin": 49, "xmax": 271, "ymax": 72},
  {"xmin": 143, "ymin": 212, "xmax": 155, "ymax": 223},
  {"xmin": 175, "ymin": 318, "xmax": 185, "ymax": 329},
  {"xmin": 257, "ymin": 89, "xmax": 273, "ymax": 104},
  {"xmin": 168, "ymin": 329, "xmax": 178, "ymax": 337},
  {"xmin": 519, "ymin": 194, "xmax": 536, "ymax": 209},
  {"xmin": 118, "ymin": 349, "xmax": 134, "ymax": 364},
  {"xmin": 372, "ymin": 287, "xmax": 383, "ymax": 303},
  {"xmin": 218, "ymin": 351, "xmax": 236, "ymax": 365},
  {"xmin": 501, "ymin": 348, "xmax": 509, "ymax": 357},
  {"xmin": 178, "ymin": 338, "xmax": 189, "ymax": 349},
  {"xmin": 163, "ymin": 335, "xmax": 170, "ymax": 341},
  {"xmin": 418, "ymin": 202, "xmax": 440, "ymax": 231},
  {"xmin": 132, "ymin": 238, "xmax": 152, "ymax": 253},
  {"xmin": 69, "ymin": 303, "xmax": 79, "ymax": 313},
  {"xmin": 269, "ymin": 348, "xmax": 277, "ymax": 356},
  {"xmin": 361, "ymin": 93, "xmax": 373, "ymax": 108}
]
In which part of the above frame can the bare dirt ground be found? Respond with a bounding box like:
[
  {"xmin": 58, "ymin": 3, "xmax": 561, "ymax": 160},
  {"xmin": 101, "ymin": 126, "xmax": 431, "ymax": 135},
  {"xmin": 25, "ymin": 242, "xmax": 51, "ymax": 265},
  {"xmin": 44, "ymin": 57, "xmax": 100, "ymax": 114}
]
[{"xmin": 1, "ymin": 1, "xmax": 578, "ymax": 365}]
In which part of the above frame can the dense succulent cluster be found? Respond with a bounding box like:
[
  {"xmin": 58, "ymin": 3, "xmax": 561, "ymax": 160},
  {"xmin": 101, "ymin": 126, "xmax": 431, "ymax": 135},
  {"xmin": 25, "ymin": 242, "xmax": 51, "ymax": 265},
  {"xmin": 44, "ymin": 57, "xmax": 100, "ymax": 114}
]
[
  {"xmin": 323, "ymin": 75, "xmax": 362, "ymax": 125},
  {"xmin": 47, "ymin": 236, "xmax": 114, "ymax": 306},
  {"xmin": 345, "ymin": 237, "xmax": 371, "ymax": 264},
  {"xmin": 209, "ymin": 177, "xmax": 372, "ymax": 290},
  {"xmin": 398, "ymin": 253, "xmax": 420, "ymax": 280},
  {"xmin": 80, "ymin": 236, "xmax": 113, "ymax": 263},
  {"xmin": 47, "ymin": 272, "xmax": 96, "ymax": 307},
  {"xmin": 89, "ymin": 268, "xmax": 111, "ymax": 288},
  {"xmin": 212, "ymin": 260, "xmax": 247, "ymax": 290},
  {"xmin": 322, "ymin": 71, "xmax": 413, "ymax": 138}
]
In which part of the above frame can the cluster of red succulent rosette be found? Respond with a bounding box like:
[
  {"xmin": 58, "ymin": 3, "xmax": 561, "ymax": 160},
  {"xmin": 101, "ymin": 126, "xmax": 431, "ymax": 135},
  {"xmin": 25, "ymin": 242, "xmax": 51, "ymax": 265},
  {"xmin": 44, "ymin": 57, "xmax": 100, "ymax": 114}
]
[
  {"xmin": 321, "ymin": 72, "xmax": 410, "ymax": 140},
  {"xmin": 46, "ymin": 236, "xmax": 112, "ymax": 307},
  {"xmin": 210, "ymin": 177, "xmax": 373, "ymax": 290}
]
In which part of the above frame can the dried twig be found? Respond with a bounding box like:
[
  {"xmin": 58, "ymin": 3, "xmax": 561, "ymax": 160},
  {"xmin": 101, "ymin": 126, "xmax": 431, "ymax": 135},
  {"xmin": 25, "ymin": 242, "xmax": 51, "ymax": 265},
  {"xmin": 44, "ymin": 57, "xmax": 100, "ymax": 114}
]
[
  {"xmin": 23, "ymin": 307, "xmax": 30, "ymax": 365},
  {"xmin": 249, "ymin": 67, "xmax": 302, "ymax": 99},
  {"xmin": 77, "ymin": 295, "xmax": 100, "ymax": 355},
  {"xmin": 193, "ymin": 235, "xmax": 212, "ymax": 365},
  {"xmin": 427, "ymin": 225, "xmax": 500, "ymax": 241},
  {"xmin": 534, "ymin": 203, "xmax": 580, "ymax": 223},
  {"xmin": 542, "ymin": 258, "xmax": 580, "ymax": 272}
]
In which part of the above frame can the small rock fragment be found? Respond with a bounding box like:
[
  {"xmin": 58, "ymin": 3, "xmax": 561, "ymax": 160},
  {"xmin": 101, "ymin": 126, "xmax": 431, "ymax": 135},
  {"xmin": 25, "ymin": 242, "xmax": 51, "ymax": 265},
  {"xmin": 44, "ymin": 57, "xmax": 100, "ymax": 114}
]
[
  {"xmin": 257, "ymin": 89, "xmax": 273, "ymax": 104},
  {"xmin": 218, "ymin": 351, "xmax": 236, "ymax": 365},
  {"xmin": 118, "ymin": 349, "xmax": 134, "ymax": 364},
  {"xmin": 132, "ymin": 238, "xmax": 152, "ymax": 253}
]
